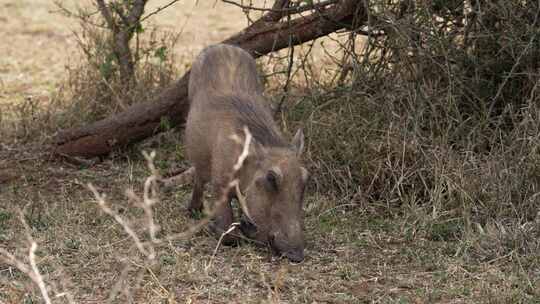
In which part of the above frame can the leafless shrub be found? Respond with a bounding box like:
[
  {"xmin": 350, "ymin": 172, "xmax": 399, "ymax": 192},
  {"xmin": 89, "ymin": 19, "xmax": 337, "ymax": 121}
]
[
  {"xmin": 280, "ymin": 0, "xmax": 540, "ymax": 260},
  {"xmin": 0, "ymin": 210, "xmax": 75, "ymax": 304},
  {"xmin": 0, "ymin": 127, "xmax": 253, "ymax": 303},
  {"xmin": 2, "ymin": 2, "xmax": 180, "ymax": 143},
  {"xmin": 51, "ymin": 9, "xmax": 179, "ymax": 125}
]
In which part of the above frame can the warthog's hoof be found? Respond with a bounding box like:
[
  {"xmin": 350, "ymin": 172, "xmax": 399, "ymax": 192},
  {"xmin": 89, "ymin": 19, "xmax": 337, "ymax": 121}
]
[{"xmin": 281, "ymin": 249, "xmax": 304, "ymax": 263}]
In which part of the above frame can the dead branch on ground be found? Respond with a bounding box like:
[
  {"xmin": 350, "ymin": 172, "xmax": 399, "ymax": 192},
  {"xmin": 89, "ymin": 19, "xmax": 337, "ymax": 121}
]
[{"xmin": 53, "ymin": 0, "xmax": 367, "ymax": 158}]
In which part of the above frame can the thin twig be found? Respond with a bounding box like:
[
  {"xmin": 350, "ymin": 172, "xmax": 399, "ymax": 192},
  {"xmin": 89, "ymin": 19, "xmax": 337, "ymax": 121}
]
[
  {"xmin": 140, "ymin": 0, "xmax": 182, "ymax": 23},
  {"xmin": 209, "ymin": 223, "xmax": 241, "ymax": 265},
  {"xmin": 95, "ymin": 0, "xmax": 115, "ymax": 30},
  {"xmin": 233, "ymin": 126, "xmax": 252, "ymax": 171},
  {"xmin": 29, "ymin": 242, "xmax": 52, "ymax": 304},
  {"xmin": 160, "ymin": 127, "xmax": 254, "ymax": 244},
  {"xmin": 222, "ymin": 0, "xmax": 339, "ymax": 16},
  {"xmin": 274, "ymin": 7, "xmax": 295, "ymax": 116},
  {"xmin": 488, "ymin": 4, "xmax": 540, "ymax": 116},
  {"xmin": 127, "ymin": 0, "xmax": 148, "ymax": 26},
  {"xmin": 0, "ymin": 212, "xmax": 53, "ymax": 304},
  {"xmin": 88, "ymin": 183, "xmax": 152, "ymax": 258}
]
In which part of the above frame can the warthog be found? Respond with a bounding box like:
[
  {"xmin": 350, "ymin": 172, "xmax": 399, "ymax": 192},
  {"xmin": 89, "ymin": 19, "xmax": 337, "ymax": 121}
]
[{"xmin": 185, "ymin": 44, "xmax": 309, "ymax": 262}]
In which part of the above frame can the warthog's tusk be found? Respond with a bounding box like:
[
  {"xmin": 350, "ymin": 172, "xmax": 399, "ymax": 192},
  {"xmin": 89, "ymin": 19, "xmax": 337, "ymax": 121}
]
[{"xmin": 235, "ymin": 182, "xmax": 254, "ymax": 225}]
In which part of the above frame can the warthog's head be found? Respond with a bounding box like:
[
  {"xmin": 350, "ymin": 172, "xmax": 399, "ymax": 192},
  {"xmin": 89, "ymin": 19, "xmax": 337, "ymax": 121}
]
[{"xmin": 238, "ymin": 129, "xmax": 309, "ymax": 263}]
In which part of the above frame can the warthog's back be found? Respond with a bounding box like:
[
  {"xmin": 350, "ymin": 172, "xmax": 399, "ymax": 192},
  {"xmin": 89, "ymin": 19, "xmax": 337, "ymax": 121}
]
[
  {"xmin": 185, "ymin": 44, "xmax": 286, "ymax": 180},
  {"xmin": 188, "ymin": 44, "xmax": 263, "ymax": 101}
]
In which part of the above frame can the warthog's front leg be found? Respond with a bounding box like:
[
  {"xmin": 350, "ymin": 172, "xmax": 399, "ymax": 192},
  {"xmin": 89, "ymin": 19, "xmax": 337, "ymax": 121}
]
[
  {"xmin": 188, "ymin": 171, "xmax": 206, "ymax": 216},
  {"xmin": 209, "ymin": 179, "xmax": 240, "ymax": 246}
]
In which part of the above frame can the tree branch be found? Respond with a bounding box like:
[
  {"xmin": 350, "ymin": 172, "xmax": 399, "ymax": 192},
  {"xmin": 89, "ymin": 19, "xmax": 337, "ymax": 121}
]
[
  {"xmin": 53, "ymin": 0, "xmax": 366, "ymax": 157},
  {"xmin": 95, "ymin": 0, "xmax": 115, "ymax": 30}
]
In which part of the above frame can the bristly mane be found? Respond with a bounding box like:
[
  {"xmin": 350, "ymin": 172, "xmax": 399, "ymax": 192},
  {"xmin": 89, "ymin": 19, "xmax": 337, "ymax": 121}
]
[{"xmin": 211, "ymin": 94, "xmax": 288, "ymax": 148}]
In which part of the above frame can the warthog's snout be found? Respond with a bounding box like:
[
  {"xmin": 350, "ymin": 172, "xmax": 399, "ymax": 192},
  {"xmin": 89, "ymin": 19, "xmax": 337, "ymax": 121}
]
[
  {"xmin": 269, "ymin": 232, "xmax": 305, "ymax": 263},
  {"xmin": 283, "ymin": 249, "xmax": 304, "ymax": 263},
  {"xmin": 240, "ymin": 216, "xmax": 305, "ymax": 263}
]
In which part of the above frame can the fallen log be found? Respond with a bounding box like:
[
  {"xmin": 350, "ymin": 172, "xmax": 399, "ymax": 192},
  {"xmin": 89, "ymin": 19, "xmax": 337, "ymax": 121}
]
[{"xmin": 54, "ymin": 0, "xmax": 366, "ymax": 157}]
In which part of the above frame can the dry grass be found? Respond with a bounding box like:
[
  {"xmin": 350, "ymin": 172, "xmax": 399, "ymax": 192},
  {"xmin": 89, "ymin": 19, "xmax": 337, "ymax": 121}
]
[
  {"xmin": 1, "ymin": 1, "xmax": 540, "ymax": 303},
  {"xmin": 0, "ymin": 0, "xmax": 263, "ymax": 108},
  {"xmin": 0, "ymin": 0, "xmax": 346, "ymax": 143},
  {"xmin": 0, "ymin": 0, "xmax": 258, "ymax": 142},
  {"xmin": 1, "ymin": 144, "xmax": 538, "ymax": 303}
]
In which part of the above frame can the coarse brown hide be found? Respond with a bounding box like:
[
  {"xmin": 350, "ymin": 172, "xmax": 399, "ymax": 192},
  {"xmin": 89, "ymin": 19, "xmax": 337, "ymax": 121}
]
[{"xmin": 185, "ymin": 44, "xmax": 309, "ymax": 262}]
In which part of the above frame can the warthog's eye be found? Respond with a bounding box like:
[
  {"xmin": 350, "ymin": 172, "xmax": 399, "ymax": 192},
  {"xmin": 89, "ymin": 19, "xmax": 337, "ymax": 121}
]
[
  {"xmin": 257, "ymin": 167, "xmax": 282, "ymax": 193},
  {"xmin": 265, "ymin": 170, "xmax": 279, "ymax": 192}
]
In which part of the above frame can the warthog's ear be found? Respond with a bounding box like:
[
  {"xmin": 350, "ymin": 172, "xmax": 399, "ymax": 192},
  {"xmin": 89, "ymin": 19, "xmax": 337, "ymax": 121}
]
[{"xmin": 291, "ymin": 128, "xmax": 305, "ymax": 156}]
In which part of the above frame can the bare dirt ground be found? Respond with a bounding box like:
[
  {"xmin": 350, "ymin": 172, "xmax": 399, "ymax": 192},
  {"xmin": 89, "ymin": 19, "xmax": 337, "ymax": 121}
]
[
  {"xmin": 0, "ymin": 0, "xmax": 263, "ymax": 107},
  {"xmin": 0, "ymin": 1, "xmax": 538, "ymax": 303}
]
